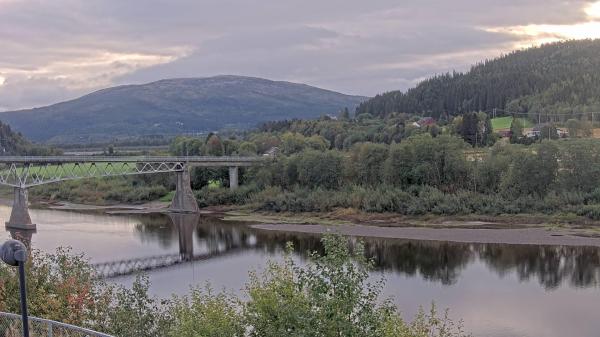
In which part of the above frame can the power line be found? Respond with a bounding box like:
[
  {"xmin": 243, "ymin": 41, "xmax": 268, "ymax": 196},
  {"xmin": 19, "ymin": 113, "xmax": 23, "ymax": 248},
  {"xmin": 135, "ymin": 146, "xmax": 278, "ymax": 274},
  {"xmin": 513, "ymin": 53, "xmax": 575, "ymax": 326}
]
[{"xmin": 483, "ymin": 108, "xmax": 600, "ymax": 117}]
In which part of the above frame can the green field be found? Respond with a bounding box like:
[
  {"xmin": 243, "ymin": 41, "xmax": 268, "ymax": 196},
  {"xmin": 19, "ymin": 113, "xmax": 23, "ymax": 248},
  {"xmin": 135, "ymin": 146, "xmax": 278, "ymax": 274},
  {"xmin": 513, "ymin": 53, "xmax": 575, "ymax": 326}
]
[
  {"xmin": 491, "ymin": 116, "xmax": 533, "ymax": 130},
  {"xmin": 2, "ymin": 162, "xmax": 135, "ymax": 180}
]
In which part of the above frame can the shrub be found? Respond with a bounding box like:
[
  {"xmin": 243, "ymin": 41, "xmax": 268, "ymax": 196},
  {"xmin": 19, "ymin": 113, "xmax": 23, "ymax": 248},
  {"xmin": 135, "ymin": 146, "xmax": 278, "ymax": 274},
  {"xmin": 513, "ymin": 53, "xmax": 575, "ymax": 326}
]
[{"xmin": 577, "ymin": 205, "xmax": 600, "ymax": 220}]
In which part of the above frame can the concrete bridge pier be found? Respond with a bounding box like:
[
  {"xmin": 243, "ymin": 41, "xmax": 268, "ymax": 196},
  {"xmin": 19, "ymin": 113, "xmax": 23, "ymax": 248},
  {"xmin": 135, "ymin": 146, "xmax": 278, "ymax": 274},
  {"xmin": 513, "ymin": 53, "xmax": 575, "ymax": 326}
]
[
  {"xmin": 6, "ymin": 187, "xmax": 36, "ymax": 230},
  {"xmin": 168, "ymin": 168, "xmax": 200, "ymax": 213},
  {"xmin": 229, "ymin": 166, "xmax": 239, "ymax": 190},
  {"xmin": 169, "ymin": 213, "xmax": 199, "ymax": 261}
]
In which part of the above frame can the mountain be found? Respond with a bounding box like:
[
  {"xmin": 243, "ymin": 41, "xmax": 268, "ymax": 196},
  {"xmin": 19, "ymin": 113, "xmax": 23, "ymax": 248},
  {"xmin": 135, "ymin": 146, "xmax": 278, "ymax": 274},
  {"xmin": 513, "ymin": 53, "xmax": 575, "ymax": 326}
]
[
  {"xmin": 356, "ymin": 39, "xmax": 600, "ymax": 119},
  {"xmin": 0, "ymin": 75, "xmax": 367, "ymax": 143},
  {"xmin": 0, "ymin": 121, "xmax": 58, "ymax": 155}
]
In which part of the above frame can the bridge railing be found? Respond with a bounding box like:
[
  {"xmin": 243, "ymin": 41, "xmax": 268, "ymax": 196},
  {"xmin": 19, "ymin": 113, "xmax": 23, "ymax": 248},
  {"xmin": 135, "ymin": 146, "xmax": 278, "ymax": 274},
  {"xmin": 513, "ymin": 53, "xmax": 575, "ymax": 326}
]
[
  {"xmin": 0, "ymin": 311, "xmax": 114, "ymax": 337},
  {"xmin": 0, "ymin": 155, "xmax": 264, "ymax": 163}
]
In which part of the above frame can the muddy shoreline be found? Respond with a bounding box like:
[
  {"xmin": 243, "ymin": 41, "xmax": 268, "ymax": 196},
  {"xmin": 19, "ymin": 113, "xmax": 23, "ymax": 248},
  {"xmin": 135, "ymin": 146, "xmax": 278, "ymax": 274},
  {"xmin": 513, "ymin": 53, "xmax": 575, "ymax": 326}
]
[
  {"xmin": 251, "ymin": 223, "xmax": 600, "ymax": 247},
  {"xmin": 7, "ymin": 197, "xmax": 600, "ymax": 246}
]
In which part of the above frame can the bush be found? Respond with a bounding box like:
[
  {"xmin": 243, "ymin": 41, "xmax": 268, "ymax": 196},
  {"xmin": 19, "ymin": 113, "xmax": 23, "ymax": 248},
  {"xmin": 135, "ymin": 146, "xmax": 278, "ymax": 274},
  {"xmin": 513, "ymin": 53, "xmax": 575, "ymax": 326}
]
[
  {"xmin": 195, "ymin": 184, "xmax": 259, "ymax": 207},
  {"xmin": 1, "ymin": 237, "xmax": 470, "ymax": 337},
  {"xmin": 577, "ymin": 205, "xmax": 600, "ymax": 220}
]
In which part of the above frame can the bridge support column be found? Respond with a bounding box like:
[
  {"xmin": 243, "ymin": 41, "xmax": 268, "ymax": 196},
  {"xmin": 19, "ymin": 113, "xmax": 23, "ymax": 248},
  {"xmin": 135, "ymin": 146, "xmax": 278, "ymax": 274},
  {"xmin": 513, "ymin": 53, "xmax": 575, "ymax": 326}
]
[
  {"xmin": 168, "ymin": 168, "xmax": 200, "ymax": 213},
  {"xmin": 6, "ymin": 187, "xmax": 36, "ymax": 230},
  {"xmin": 168, "ymin": 213, "xmax": 199, "ymax": 261},
  {"xmin": 229, "ymin": 166, "xmax": 239, "ymax": 190}
]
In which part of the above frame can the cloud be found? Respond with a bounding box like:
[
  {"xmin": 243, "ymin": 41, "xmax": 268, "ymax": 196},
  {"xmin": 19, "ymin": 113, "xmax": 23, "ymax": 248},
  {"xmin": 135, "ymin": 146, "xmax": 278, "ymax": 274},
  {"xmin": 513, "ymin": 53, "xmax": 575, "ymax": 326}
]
[
  {"xmin": 484, "ymin": 0, "xmax": 600, "ymax": 45},
  {"xmin": 0, "ymin": 0, "xmax": 599, "ymax": 110}
]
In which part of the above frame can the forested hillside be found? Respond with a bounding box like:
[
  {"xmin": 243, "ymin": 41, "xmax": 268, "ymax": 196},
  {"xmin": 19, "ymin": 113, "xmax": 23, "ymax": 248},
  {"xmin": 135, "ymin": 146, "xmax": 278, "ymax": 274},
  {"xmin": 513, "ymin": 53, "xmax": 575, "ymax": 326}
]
[
  {"xmin": 0, "ymin": 76, "xmax": 366, "ymax": 144},
  {"xmin": 356, "ymin": 39, "xmax": 600, "ymax": 119},
  {"xmin": 0, "ymin": 121, "xmax": 59, "ymax": 155}
]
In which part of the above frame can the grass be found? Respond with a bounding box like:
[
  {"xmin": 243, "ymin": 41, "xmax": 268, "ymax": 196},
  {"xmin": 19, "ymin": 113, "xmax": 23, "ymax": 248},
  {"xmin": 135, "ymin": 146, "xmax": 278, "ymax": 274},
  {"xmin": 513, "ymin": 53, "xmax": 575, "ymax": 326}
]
[
  {"xmin": 159, "ymin": 190, "xmax": 175, "ymax": 202},
  {"xmin": 491, "ymin": 116, "xmax": 533, "ymax": 130},
  {"xmin": 2, "ymin": 162, "xmax": 134, "ymax": 180},
  {"xmin": 222, "ymin": 210, "xmax": 353, "ymax": 226},
  {"xmin": 208, "ymin": 179, "xmax": 221, "ymax": 189}
]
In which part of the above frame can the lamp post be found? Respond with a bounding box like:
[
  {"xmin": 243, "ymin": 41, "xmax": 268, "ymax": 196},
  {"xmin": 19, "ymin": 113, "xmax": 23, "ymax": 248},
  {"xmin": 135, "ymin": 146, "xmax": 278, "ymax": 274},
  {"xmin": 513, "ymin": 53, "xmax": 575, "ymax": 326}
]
[{"xmin": 1, "ymin": 239, "xmax": 29, "ymax": 337}]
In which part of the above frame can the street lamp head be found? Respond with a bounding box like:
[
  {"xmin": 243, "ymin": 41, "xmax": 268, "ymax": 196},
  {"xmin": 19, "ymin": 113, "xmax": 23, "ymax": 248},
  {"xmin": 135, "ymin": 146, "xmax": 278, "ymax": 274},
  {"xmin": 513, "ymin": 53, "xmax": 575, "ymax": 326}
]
[{"xmin": 1, "ymin": 239, "xmax": 28, "ymax": 266}]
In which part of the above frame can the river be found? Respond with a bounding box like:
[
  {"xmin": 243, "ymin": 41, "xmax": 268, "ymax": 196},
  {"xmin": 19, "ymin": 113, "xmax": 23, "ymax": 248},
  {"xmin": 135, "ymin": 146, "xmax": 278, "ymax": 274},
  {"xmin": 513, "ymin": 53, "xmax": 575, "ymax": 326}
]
[{"xmin": 1, "ymin": 205, "xmax": 599, "ymax": 337}]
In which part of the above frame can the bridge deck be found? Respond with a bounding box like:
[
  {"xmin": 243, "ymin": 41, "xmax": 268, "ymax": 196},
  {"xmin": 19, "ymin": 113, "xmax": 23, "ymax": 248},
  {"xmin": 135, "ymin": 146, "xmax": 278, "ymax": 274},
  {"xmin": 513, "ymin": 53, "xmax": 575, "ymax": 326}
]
[{"xmin": 0, "ymin": 155, "xmax": 264, "ymax": 166}]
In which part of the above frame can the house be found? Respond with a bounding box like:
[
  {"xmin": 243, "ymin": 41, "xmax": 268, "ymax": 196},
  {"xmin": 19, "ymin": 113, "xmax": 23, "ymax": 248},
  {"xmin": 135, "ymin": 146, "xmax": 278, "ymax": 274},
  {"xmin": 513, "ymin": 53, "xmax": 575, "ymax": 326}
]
[
  {"xmin": 417, "ymin": 117, "xmax": 436, "ymax": 126},
  {"xmin": 497, "ymin": 129, "xmax": 512, "ymax": 138},
  {"xmin": 412, "ymin": 117, "xmax": 435, "ymax": 128},
  {"xmin": 525, "ymin": 128, "xmax": 541, "ymax": 138}
]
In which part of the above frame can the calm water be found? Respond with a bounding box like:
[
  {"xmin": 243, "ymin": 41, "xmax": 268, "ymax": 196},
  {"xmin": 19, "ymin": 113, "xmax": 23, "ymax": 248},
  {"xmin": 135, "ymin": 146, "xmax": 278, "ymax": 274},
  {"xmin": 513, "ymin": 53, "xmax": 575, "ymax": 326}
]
[{"xmin": 1, "ymin": 205, "xmax": 600, "ymax": 337}]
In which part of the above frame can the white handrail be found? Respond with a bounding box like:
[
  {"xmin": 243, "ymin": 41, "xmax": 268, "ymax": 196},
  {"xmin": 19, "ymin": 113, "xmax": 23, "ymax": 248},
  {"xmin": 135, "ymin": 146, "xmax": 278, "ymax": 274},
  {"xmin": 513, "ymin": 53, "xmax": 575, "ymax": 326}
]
[{"xmin": 0, "ymin": 311, "xmax": 114, "ymax": 337}]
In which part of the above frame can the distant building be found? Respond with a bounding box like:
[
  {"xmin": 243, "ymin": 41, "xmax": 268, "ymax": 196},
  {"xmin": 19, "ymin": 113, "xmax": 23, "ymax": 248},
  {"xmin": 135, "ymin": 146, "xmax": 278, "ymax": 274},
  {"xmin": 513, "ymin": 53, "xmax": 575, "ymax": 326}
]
[
  {"xmin": 497, "ymin": 129, "xmax": 512, "ymax": 138},
  {"xmin": 417, "ymin": 117, "xmax": 436, "ymax": 126},
  {"xmin": 525, "ymin": 129, "xmax": 541, "ymax": 138},
  {"xmin": 412, "ymin": 117, "xmax": 436, "ymax": 128},
  {"xmin": 263, "ymin": 147, "xmax": 280, "ymax": 157}
]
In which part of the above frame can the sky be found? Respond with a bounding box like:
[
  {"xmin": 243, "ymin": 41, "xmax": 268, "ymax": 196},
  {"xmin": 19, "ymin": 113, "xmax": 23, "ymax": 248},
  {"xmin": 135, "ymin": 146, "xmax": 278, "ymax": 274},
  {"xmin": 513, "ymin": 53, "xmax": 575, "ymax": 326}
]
[{"xmin": 1, "ymin": 0, "xmax": 600, "ymax": 111}]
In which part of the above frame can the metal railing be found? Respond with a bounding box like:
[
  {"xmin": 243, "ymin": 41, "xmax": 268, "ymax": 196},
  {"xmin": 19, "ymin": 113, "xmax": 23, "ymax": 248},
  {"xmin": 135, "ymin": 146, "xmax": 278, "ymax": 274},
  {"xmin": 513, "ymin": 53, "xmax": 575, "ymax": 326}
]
[
  {"xmin": 0, "ymin": 155, "xmax": 263, "ymax": 163},
  {"xmin": 0, "ymin": 312, "xmax": 114, "ymax": 337}
]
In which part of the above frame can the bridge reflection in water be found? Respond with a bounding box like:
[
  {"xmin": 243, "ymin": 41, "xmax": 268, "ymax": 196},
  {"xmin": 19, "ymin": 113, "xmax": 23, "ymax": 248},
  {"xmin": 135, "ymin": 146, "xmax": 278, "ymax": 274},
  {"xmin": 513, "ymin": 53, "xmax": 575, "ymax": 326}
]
[{"xmin": 6, "ymin": 213, "xmax": 600, "ymax": 289}]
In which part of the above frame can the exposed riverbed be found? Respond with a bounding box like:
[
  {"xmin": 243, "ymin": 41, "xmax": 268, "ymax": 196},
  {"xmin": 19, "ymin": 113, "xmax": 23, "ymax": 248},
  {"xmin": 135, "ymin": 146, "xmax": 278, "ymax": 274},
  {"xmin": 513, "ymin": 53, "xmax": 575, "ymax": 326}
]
[{"xmin": 2, "ymin": 205, "xmax": 600, "ymax": 337}]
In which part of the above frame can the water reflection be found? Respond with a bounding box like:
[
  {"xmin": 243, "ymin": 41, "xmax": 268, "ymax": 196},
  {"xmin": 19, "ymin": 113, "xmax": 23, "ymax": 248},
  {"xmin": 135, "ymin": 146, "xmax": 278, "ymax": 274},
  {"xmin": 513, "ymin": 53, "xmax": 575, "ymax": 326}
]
[
  {"xmin": 479, "ymin": 244, "xmax": 600, "ymax": 290},
  {"xmin": 7, "ymin": 212, "xmax": 600, "ymax": 289}
]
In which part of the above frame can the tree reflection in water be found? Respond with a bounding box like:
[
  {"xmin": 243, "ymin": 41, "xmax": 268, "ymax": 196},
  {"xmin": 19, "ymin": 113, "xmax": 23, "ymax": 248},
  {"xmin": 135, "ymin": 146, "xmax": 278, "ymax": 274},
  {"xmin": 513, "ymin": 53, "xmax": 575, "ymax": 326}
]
[
  {"xmin": 131, "ymin": 214, "xmax": 600, "ymax": 289},
  {"xmin": 10, "ymin": 212, "xmax": 600, "ymax": 289}
]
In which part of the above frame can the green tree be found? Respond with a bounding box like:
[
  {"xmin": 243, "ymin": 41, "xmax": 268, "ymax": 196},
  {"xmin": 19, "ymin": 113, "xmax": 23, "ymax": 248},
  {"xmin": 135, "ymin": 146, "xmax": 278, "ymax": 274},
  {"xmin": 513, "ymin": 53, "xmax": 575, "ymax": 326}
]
[
  {"xmin": 350, "ymin": 142, "xmax": 389, "ymax": 186},
  {"xmin": 501, "ymin": 142, "xmax": 559, "ymax": 197},
  {"xmin": 384, "ymin": 135, "xmax": 470, "ymax": 191},
  {"xmin": 296, "ymin": 150, "xmax": 344, "ymax": 189},
  {"xmin": 305, "ymin": 135, "xmax": 330, "ymax": 151},
  {"xmin": 244, "ymin": 235, "xmax": 469, "ymax": 337},
  {"xmin": 339, "ymin": 107, "xmax": 351, "ymax": 120},
  {"xmin": 206, "ymin": 135, "xmax": 224, "ymax": 156},
  {"xmin": 460, "ymin": 112, "xmax": 479, "ymax": 146},
  {"xmin": 509, "ymin": 118, "xmax": 523, "ymax": 143},
  {"xmin": 238, "ymin": 141, "xmax": 258, "ymax": 155},
  {"xmin": 167, "ymin": 288, "xmax": 244, "ymax": 337},
  {"xmin": 281, "ymin": 132, "xmax": 306, "ymax": 155},
  {"xmin": 540, "ymin": 124, "xmax": 559, "ymax": 140}
]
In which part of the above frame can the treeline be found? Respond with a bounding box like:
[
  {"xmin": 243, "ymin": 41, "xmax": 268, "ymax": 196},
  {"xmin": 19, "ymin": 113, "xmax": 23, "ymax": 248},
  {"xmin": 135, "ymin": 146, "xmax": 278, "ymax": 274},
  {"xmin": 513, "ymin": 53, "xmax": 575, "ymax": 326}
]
[
  {"xmin": 356, "ymin": 40, "xmax": 600, "ymax": 121},
  {"xmin": 198, "ymin": 136, "xmax": 600, "ymax": 219},
  {"xmin": 0, "ymin": 120, "xmax": 60, "ymax": 155}
]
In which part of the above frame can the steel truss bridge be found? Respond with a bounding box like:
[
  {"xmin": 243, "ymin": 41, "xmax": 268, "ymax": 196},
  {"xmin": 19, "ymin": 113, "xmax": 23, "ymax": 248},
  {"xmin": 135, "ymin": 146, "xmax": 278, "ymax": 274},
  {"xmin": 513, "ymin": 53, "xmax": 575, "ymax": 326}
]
[
  {"xmin": 0, "ymin": 156, "xmax": 262, "ymax": 230},
  {"xmin": 91, "ymin": 248, "xmax": 245, "ymax": 278}
]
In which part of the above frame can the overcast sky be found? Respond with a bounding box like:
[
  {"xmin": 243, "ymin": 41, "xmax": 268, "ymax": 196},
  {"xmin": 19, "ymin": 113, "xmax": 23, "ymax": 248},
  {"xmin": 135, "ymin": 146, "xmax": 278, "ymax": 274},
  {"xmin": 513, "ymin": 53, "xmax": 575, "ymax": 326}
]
[{"xmin": 1, "ymin": 0, "xmax": 600, "ymax": 111}]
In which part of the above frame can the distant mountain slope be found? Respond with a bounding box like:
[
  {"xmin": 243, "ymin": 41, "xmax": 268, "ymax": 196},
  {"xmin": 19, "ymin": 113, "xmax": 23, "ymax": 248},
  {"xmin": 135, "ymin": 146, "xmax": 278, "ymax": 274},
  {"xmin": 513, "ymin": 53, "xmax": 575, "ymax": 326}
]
[
  {"xmin": 356, "ymin": 39, "xmax": 600, "ymax": 119},
  {"xmin": 0, "ymin": 121, "xmax": 58, "ymax": 155},
  {"xmin": 0, "ymin": 75, "xmax": 367, "ymax": 143}
]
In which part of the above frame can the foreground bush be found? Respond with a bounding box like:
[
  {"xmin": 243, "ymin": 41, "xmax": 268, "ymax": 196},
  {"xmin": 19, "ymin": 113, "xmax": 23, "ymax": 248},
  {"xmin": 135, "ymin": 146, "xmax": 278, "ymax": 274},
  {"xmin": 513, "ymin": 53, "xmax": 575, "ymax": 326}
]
[{"xmin": 0, "ymin": 235, "xmax": 470, "ymax": 337}]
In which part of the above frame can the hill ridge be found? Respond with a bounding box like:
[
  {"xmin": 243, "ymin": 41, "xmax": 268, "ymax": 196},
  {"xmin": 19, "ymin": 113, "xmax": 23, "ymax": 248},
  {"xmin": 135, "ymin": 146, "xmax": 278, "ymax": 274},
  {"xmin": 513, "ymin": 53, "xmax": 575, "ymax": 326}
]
[
  {"xmin": 356, "ymin": 39, "xmax": 600, "ymax": 120},
  {"xmin": 0, "ymin": 75, "xmax": 367, "ymax": 144}
]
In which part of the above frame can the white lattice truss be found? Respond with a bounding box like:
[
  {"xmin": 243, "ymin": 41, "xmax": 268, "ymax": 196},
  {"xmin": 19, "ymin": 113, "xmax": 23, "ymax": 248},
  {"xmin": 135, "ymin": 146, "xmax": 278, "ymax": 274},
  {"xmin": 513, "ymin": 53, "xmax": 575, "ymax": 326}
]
[
  {"xmin": 0, "ymin": 161, "xmax": 185, "ymax": 188},
  {"xmin": 91, "ymin": 248, "xmax": 244, "ymax": 278}
]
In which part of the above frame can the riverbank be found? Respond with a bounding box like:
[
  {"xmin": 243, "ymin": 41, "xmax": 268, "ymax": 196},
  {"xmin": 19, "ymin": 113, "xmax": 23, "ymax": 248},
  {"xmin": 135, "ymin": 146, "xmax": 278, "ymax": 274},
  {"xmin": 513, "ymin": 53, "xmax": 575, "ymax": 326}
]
[
  {"xmin": 13, "ymin": 196, "xmax": 600, "ymax": 246},
  {"xmin": 216, "ymin": 207, "xmax": 600, "ymax": 246},
  {"xmin": 251, "ymin": 223, "xmax": 600, "ymax": 247}
]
